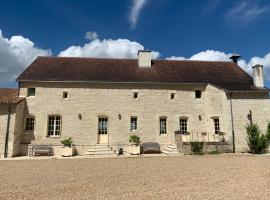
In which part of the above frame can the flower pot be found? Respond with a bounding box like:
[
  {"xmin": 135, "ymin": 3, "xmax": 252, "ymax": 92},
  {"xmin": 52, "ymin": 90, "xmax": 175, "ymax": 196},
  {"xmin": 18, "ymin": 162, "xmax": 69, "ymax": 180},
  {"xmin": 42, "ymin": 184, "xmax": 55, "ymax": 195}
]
[
  {"xmin": 61, "ymin": 146, "xmax": 75, "ymax": 157},
  {"xmin": 129, "ymin": 144, "xmax": 140, "ymax": 155}
]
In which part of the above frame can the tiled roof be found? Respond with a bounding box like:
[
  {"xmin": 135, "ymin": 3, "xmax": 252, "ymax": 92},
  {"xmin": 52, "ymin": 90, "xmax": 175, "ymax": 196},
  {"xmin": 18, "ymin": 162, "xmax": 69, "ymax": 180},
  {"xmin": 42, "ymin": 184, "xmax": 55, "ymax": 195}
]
[
  {"xmin": 17, "ymin": 56, "xmax": 268, "ymax": 91},
  {"xmin": 0, "ymin": 88, "xmax": 24, "ymax": 104}
]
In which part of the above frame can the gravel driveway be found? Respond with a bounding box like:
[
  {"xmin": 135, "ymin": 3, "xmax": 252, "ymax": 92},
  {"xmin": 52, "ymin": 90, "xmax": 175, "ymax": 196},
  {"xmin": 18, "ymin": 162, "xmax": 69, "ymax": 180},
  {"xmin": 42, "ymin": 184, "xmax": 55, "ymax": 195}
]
[{"xmin": 0, "ymin": 154, "xmax": 270, "ymax": 200}]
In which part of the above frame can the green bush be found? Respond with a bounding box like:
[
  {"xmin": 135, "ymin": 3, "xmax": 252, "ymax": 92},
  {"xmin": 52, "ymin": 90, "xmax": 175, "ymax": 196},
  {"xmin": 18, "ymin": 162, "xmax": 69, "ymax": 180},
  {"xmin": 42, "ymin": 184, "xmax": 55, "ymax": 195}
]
[
  {"xmin": 61, "ymin": 137, "xmax": 73, "ymax": 147},
  {"xmin": 190, "ymin": 141, "xmax": 204, "ymax": 155},
  {"xmin": 208, "ymin": 150, "xmax": 220, "ymax": 154},
  {"xmin": 129, "ymin": 135, "xmax": 141, "ymax": 144},
  {"xmin": 246, "ymin": 124, "xmax": 270, "ymax": 154}
]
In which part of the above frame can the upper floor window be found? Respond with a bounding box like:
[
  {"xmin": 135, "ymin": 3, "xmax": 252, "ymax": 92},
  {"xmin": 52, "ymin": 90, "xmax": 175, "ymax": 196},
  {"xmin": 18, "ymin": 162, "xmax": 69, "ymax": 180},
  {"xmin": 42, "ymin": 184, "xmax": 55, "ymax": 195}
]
[
  {"xmin": 195, "ymin": 90, "xmax": 202, "ymax": 99},
  {"xmin": 27, "ymin": 88, "xmax": 36, "ymax": 97},
  {"xmin": 179, "ymin": 118, "xmax": 188, "ymax": 133},
  {"xmin": 213, "ymin": 118, "xmax": 220, "ymax": 134},
  {"xmin": 24, "ymin": 116, "xmax": 35, "ymax": 131},
  {"xmin": 98, "ymin": 117, "xmax": 108, "ymax": 134},
  {"xmin": 133, "ymin": 92, "xmax": 138, "ymax": 99},
  {"xmin": 63, "ymin": 91, "xmax": 68, "ymax": 99},
  {"xmin": 159, "ymin": 117, "xmax": 167, "ymax": 134},
  {"xmin": 130, "ymin": 117, "xmax": 137, "ymax": 131},
  {"xmin": 170, "ymin": 93, "xmax": 175, "ymax": 100},
  {"xmin": 48, "ymin": 115, "xmax": 61, "ymax": 137}
]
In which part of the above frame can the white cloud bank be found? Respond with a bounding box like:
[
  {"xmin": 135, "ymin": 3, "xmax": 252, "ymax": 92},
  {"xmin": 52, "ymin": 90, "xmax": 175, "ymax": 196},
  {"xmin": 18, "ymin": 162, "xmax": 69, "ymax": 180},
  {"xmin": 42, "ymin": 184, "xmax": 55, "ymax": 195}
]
[
  {"xmin": 167, "ymin": 50, "xmax": 270, "ymax": 81},
  {"xmin": 129, "ymin": 0, "xmax": 149, "ymax": 28},
  {"xmin": 0, "ymin": 30, "xmax": 51, "ymax": 82},
  {"xmin": 59, "ymin": 38, "xmax": 160, "ymax": 59}
]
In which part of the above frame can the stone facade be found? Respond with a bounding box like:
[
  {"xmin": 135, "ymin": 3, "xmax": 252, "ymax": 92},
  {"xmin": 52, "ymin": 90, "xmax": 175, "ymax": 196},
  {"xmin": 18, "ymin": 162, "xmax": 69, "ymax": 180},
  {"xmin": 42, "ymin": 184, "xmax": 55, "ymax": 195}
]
[{"xmin": 6, "ymin": 81, "xmax": 267, "ymax": 156}]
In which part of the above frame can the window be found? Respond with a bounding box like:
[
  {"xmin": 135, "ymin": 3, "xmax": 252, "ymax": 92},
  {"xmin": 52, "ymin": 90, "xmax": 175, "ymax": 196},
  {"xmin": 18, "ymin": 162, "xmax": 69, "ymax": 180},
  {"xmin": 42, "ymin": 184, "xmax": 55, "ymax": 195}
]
[
  {"xmin": 47, "ymin": 115, "xmax": 61, "ymax": 137},
  {"xmin": 133, "ymin": 92, "xmax": 138, "ymax": 99},
  {"xmin": 195, "ymin": 90, "xmax": 202, "ymax": 99},
  {"xmin": 214, "ymin": 118, "xmax": 220, "ymax": 134},
  {"xmin": 27, "ymin": 88, "xmax": 36, "ymax": 97},
  {"xmin": 170, "ymin": 93, "xmax": 175, "ymax": 100},
  {"xmin": 130, "ymin": 117, "xmax": 137, "ymax": 131},
  {"xmin": 159, "ymin": 117, "xmax": 167, "ymax": 134},
  {"xmin": 179, "ymin": 118, "xmax": 188, "ymax": 133},
  {"xmin": 98, "ymin": 117, "xmax": 108, "ymax": 134},
  {"xmin": 63, "ymin": 91, "xmax": 68, "ymax": 99},
  {"xmin": 24, "ymin": 116, "xmax": 35, "ymax": 131}
]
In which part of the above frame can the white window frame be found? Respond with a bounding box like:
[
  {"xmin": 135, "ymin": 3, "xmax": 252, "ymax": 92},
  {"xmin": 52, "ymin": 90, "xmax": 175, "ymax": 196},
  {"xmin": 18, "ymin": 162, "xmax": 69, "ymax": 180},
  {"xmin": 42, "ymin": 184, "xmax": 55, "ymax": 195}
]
[
  {"xmin": 213, "ymin": 118, "xmax": 220, "ymax": 134},
  {"xmin": 47, "ymin": 115, "xmax": 62, "ymax": 137},
  {"xmin": 130, "ymin": 116, "xmax": 138, "ymax": 131},
  {"xmin": 179, "ymin": 117, "xmax": 188, "ymax": 133},
  {"xmin": 24, "ymin": 116, "xmax": 35, "ymax": 131},
  {"xmin": 159, "ymin": 117, "xmax": 167, "ymax": 134},
  {"xmin": 98, "ymin": 117, "xmax": 108, "ymax": 135}
]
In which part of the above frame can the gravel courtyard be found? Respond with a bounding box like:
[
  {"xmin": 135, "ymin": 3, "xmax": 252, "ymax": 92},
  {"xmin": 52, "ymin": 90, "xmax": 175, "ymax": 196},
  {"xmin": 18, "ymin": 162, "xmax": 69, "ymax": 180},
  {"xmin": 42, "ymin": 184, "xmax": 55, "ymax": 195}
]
[{"xmin": 0, "ymin": 155, "xmax": 270, "ymax": 200}]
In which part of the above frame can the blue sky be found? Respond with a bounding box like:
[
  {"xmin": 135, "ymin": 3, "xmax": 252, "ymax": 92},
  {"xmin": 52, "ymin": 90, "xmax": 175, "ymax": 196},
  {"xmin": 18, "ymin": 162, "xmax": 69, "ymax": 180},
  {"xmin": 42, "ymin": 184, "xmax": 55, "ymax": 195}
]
[{"xmin": 0, "ymin": 0, "xmax": 270, "ymax": 87}]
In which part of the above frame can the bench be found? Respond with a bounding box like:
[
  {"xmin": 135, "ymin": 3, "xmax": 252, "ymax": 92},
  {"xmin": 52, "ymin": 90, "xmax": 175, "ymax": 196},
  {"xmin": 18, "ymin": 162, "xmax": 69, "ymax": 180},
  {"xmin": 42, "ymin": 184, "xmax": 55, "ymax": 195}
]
[
  {"xmin": 29, "ymin": 145, "xmax": 53, "ymax": 156},
  {"xmin": 142, "ymin": 142, "xmax": 160, "ymax": 154}
]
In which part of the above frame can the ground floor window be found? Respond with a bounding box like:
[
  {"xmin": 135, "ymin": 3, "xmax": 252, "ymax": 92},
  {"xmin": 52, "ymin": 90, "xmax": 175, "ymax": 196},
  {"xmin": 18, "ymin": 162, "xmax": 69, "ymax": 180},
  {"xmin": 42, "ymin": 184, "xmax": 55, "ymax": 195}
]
[
  {"xmin": 48, "ymin": 115, "xmax": 61, "ymax": 137},
  {"xmin": 160, "ymin": 117, "xmax": 167, "ymax": 134},
  {"xmin": 98, "ymin": 117, "xmax": 108, "ymax": 134},
  {"xmin": 24, "ymin": 116, "xmax": 35, "ymax": 131},
  {"xmin": 130, "ymin": 117, "xmax": 137, "ymax": 131},
  {"xmin": 213, "ymin": 118, "xmax": 220, "ymax": 134},
  {"xmin": 179, "ymin": 118, "xmax": 188, "ymax": 133}
]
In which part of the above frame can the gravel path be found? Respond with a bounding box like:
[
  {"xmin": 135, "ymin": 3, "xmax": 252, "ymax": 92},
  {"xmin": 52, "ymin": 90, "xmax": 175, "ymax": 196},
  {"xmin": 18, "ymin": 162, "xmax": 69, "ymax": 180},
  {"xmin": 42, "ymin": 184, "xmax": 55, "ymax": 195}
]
[{"xmin": 0, "ymin": 155, "xmax": 270, "ymax": 200}]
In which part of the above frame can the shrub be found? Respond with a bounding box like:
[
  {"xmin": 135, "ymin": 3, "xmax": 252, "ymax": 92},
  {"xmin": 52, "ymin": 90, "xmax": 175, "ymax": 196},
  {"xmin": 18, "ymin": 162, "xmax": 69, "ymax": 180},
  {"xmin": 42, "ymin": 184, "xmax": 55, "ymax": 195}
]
[
  {"xmin": 190, "ymin": 141, "xmax": 204, "ymax": 155},
  {"xmin": 129, "ymin": 135, "xmax": 141, "ymax": 144},
  {"xmin": 246, "ymin": 124, "xmax": 270, "ymax": 154},
  {"xmin": 266, "ymin": 122, "xmax": 270, "ymax": 142},
  {"xmin": 61, "ymin": 137, "xmax": 73, "ymax": 147},
  {"xmin": 208, "ymin": 150, "xmax": 220, "ymax": 155}
]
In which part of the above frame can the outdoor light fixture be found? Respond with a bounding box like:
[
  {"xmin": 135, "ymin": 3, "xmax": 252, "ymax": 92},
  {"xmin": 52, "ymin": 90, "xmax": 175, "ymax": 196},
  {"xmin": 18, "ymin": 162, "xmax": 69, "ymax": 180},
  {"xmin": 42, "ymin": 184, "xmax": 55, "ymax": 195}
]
[
  {"xmin": 118, "ymin": 114, "xmax": 122, "ymax": 120},
  {"xmin": 199, "ymin": 115, "xmax": 202, "ymax": 121},
  {"xmin": 78, "ymin": 113, "xmax": 82, "ymax": 120}
]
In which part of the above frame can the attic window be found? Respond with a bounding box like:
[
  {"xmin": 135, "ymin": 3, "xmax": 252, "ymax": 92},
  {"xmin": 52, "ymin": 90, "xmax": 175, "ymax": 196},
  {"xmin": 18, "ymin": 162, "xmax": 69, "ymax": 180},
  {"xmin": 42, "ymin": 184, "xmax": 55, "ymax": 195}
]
[
  {"xmin": 170, "ymin": 93, "xmax": 175, "ymax": 100},
  {"xmin": 27, "ymin": 88, "xmax": 36, "ymax": 97},
  {"xmin": 195, "ymin": 90, "xmax": 202, "ymax": 99},
  {"xmin": 133, "ymin": 92, "xmax": 138, "ymax": 99},
  {"xmin": 63, "ymin": 92, "xmax": 68, "ymax": 99}
]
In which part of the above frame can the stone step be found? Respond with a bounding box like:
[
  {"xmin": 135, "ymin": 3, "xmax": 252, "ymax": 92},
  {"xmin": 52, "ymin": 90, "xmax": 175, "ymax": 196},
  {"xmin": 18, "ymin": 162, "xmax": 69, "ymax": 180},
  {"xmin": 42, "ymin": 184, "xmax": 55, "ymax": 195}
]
[
  {"xmin": 87, "ymin": 149, "xmax": 114, "ymax": 153},
  {"xmin": 87, "ymin": 147, "xmax": 112, "ymax": 151},
  {"xmin": 85, "ymin": 151, "xmax": 116, "ymax": 155}
]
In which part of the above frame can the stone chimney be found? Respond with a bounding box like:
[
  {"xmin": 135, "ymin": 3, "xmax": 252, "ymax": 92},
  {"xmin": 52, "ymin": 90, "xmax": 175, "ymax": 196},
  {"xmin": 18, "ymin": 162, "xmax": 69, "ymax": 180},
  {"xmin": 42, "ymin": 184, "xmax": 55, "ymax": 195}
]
[
  {"xmin": 138, "ymin": 50, "xmax": 152, "ymax": 68},
  {"xmin": 252, "ymin": 64, "xmax": 264, "ymax": 88}
]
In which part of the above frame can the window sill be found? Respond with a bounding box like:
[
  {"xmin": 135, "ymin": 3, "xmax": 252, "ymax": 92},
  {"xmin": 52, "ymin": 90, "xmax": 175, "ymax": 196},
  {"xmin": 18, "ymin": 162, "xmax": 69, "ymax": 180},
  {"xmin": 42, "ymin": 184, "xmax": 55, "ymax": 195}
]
[{"xmin": 47, "ymin": 136, "xmax": 61, "ymax": 138}]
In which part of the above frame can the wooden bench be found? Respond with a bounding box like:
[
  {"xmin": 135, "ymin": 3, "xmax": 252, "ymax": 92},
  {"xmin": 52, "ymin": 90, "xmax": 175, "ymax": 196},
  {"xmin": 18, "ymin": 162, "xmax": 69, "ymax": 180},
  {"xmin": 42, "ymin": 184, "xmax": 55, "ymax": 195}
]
[
  {"xmin": 29, "ymin": 145, "xmax": 53, "ymax": 156},
  {"xmin": 142, "ymin": 142, "xmax": 160, "ymax": 154}
]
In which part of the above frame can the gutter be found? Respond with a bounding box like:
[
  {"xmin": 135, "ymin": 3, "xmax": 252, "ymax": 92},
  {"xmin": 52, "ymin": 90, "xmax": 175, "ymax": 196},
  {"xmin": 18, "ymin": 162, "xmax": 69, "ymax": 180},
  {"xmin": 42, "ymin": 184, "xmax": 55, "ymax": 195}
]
[
  {"xmin": 229, "ymin": 93, "xmax": 236, "ymax": 153},
  {"xmin": 4, "ymin": 104, "xmax": 11, "ymax": 158}
]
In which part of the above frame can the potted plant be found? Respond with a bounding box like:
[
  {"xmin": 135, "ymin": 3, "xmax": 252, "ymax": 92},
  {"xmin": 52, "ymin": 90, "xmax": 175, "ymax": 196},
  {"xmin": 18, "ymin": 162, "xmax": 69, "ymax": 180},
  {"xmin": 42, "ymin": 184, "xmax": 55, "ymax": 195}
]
[
  {"xmin": 61, "ymin": 137, "xmax": 75, "ymax": 157},
  {"xmin": 129, "ymin": 135, "xmax": 141, "ymax": 155}
]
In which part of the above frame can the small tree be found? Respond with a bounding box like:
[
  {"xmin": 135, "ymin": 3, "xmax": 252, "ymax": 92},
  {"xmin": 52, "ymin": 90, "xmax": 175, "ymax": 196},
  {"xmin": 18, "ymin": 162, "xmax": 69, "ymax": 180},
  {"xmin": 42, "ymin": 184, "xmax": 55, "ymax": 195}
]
[
  {"xmin": 246, "ymin": 124, "xmax": 269, "ymax": 154},
  {"xmin": 129, "ymin": 135, "xmax": 141, "ymax": 144}
]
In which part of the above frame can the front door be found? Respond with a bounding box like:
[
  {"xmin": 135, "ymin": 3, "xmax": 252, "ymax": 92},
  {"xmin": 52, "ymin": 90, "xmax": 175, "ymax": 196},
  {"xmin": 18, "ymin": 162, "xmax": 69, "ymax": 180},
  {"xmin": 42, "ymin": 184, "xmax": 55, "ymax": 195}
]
[{"xmin": 98, "ymin": 117, "xmax": 108, "ymax": 144}]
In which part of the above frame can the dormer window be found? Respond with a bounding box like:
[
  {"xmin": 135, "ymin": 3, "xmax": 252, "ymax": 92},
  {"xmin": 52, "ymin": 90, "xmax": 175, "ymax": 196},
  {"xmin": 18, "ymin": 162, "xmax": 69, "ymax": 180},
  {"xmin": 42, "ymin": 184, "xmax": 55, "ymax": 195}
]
[{"xmin": 27, "ymin": 88, "xmax": 36, "ymax": 97}]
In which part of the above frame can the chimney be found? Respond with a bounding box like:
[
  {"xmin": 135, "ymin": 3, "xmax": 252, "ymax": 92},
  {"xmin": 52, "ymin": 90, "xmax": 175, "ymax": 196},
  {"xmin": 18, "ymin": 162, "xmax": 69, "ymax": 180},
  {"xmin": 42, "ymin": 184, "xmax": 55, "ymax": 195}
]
[
  {"xmin": 229, "ymin": 54, "xmax": 241, "ymax": 64},
  {"xmin": 252, "ymin": 64, "xmax": 264, "ymax": 88},
  {"xmin": 138, "ymin": 50, "xmax": 152, "ymax": 68}
]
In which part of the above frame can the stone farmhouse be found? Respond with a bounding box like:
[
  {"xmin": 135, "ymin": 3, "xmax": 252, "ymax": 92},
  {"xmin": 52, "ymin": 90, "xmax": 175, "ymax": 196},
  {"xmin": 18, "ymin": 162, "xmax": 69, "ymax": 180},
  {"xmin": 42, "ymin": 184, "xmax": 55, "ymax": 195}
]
[{"xmin": 1, "ymin": 50, "xmax": 270, "ymax": 157}]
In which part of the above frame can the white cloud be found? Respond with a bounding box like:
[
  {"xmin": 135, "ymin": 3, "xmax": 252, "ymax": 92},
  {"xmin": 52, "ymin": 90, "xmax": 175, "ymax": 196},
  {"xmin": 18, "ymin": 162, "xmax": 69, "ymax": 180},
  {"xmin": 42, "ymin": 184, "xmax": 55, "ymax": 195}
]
[
  {"xmin": 59, "ymin": 37, "xmax": 160, "ymax": 59},
  {"xmin": 129, "ymin": 0, "xmax": 149, "ymax": 28},
  {"xmin": 167, "ymin": 50, "xmax": 270, "ymax": 82},
  {"xmin": 85, "ymin": 31, "xmax": 98, "ymax": 40},
  {"xmin": 167, "ymin": 50, "xmax": 231, "ymax": 61},
  {"xmin": 0, "ymin": 30, "xmax": 51, "ymax": 82},
  {"xmin": 225, "ymin": 1, "xmax": 269, "ymax": 27}
]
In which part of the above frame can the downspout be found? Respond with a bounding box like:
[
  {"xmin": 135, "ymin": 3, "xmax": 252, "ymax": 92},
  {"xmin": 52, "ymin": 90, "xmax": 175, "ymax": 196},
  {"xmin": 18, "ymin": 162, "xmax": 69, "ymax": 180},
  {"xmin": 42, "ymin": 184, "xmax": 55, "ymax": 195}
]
[
  {"xmin": 229, "ymin": 93, "xmax": 236, "ymax": 153},
  {"xmin": 4, "ymin": 104, "xmax": 12, "ymax": 158}
]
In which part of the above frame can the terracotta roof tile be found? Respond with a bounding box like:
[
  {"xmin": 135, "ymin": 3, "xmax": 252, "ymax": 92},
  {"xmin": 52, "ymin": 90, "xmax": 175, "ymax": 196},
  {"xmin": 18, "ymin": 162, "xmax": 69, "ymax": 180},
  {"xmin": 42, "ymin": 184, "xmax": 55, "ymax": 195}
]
[
  {"xmin": 0, "ymin": 88, "xmax": 24, "ymax": 104},
  {"xmin": 17, "ymin": 56, "xmax": 268, "ymax": 91}
]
